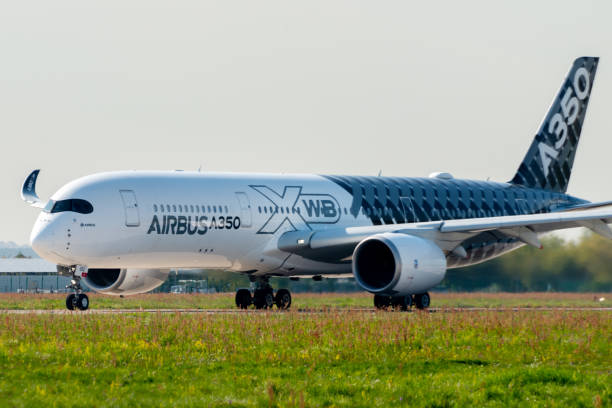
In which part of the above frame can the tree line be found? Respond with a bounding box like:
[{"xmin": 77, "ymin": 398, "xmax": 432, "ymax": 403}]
[
  {"xmin": 162, "ymin": 232, "xmax": 612, "ymax": 293},
  {"xmin": 445, "ymin": 233, "xmax": 612, "ymax": 292}
]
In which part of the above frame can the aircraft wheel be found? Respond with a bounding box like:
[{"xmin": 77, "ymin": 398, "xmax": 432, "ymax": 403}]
[
  {"xmin": 254, "ymin": 288, "xmax": 274, "ymax": 309},
  {"xmin": 76, "ymin": 293, "xmax": 89, "ymax": 311},
  {"xmin": 374, "ymin": 294, "xmax": 391, "ymax": 310},
  {"xmin": 391, "ymin": 295, "xmax": 412, "ymax": 311},
  {"xmin": 264, "ymin": 292, "xmax": 274, "ymax": 309},
  {"xmin": 235, "ymin": 289, "xmax": 252, "ymax": 309},
  {"xmin": 275, "ymin": 289, "xmax": 292, "ymax": 310},
  {"xmin": 414, "ymin": 292, "xmax": 431, "ymax": 310},
  {"xmin": 66, "ymin": 294, "xmax": 76, "ymax": 311}
]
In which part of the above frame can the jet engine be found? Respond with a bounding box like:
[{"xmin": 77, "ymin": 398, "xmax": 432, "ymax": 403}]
[
  {"xmin": 83, "ymin": 268, "xmax": 170, "ymax": 295},
  {"xmin": 352, "ymin": 233, "xmax": 446, "ymax": 295}
]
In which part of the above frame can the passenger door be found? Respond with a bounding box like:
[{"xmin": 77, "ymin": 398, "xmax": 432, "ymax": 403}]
[
  {"xmin": 235, "ymin": 192, "xmax": 252, "ymax": 228},
  {"xmin": 119, "ymin": 190, "xmax": 140, "ymax": 227}
]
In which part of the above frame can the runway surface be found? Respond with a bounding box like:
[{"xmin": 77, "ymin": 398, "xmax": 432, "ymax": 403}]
[{"xmin": 1, "ymin": 307, "xmax": 611, "ymax": 314}]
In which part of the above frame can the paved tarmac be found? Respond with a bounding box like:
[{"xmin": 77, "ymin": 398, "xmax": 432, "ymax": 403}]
[{"xmin": 1, "ymin": 307, "xmax": 611, "ymax": 314}]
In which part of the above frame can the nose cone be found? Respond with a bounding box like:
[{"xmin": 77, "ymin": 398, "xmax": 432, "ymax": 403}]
[{"xmin": 30, "ymin": 218, "xmax": 57, "ymax": 259}]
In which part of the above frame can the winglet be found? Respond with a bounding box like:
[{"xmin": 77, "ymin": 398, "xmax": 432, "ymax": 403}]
[{"xmin": 21, "ymin": 169, "xmax": 45, "ymax": 208}]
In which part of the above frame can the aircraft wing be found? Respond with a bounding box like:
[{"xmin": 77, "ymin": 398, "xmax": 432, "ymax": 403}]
[{"xmin": 278, "ymin": 208, "xmax": 612, "ymax": 257}]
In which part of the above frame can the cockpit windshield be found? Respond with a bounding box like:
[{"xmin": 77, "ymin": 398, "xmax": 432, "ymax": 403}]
[{"xmin": 43, "ymin": 199, "xmax": 94, "ymax": 214}]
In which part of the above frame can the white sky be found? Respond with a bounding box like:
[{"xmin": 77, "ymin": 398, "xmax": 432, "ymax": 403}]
[{"xmin": 2, "ymin": 1, "xmax": 611, "ymax": 244}]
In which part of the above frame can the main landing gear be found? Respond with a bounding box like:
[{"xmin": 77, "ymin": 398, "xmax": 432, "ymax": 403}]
[
  {"xmin": 235, "ymin": 277, "xmax": 292, "ymax": 310},
  {"xmin": 373, "ymin": 292, "xmax": 430, "ymax": 311},
  {"xmin": 63, "ymin": 265, "xmax": 89, "ymax": 311}
]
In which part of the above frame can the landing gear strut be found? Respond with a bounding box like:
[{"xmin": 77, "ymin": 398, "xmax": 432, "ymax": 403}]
[
  {"xmin": 234, "ymin": 277, "xmax": 292, "ymax": 310},
  {"xmin": 373, "ymin": 292, "xmax": 429, "ymax": 311},
  {"xmin": 63, "ymin": 265, "xmax": 89, "ymax": 311}
]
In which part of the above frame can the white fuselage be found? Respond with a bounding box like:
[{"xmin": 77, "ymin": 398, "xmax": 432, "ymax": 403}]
[{"xmin": 30, "ymin": 171, "xmax": 371, "ymax": 277}]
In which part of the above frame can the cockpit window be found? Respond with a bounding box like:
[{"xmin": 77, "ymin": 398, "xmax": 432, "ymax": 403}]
[{"xmin": 43, "ymin": 199, "xmax": 94, "ymax": 214}]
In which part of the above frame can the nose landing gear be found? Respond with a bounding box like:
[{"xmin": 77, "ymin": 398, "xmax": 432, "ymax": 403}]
[
  {"xmin": 62, "ymin": 265, "xmax": 89, "ymax": 311},
  {"xmin": 234, "ymin": 277, "xmax": 292, "ymax": 310},
  {"xmin": 66, "ymin": 293, "xmax": 89, "ymax": 311}
]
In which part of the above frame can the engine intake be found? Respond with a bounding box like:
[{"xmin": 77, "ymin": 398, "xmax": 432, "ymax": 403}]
[
  {"xmin": 84, "ymin": 268, "xmax": 169, "ymax": 295},
  {"xmin": 352, "ymin": 233, "xmax": 446, "ymax": 295}
]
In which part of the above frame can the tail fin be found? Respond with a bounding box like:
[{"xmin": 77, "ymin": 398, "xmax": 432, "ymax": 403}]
[{"xmin": 511, "ymin": 57, "xmax": 599, "ymax": 193}]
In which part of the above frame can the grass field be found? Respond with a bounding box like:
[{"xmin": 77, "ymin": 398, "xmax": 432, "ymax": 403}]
[
  {"xmin": 0, "ymin": 291, "xmax": 609, "ymax": 310},
  {"xmin": 0, "ymin": 309, "xmax": 610, "ymax": 407},
  {"xmin": 0, "ymin": 293, "xmax": 610, "ymax": 407}
]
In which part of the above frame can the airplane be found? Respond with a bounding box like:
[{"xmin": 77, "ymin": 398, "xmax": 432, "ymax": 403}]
[{"xmin": 22, "ymin": 56, "xmax": 611, "ymax": 311}]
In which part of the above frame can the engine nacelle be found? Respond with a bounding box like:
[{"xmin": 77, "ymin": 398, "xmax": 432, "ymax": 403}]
[
  {"xmin": 352, "ymin": 233, "xmax": 446, "ymax": 295},
  {"xmin": 83, "ymin": 268, "xmax": 169, "ymax": 296}
]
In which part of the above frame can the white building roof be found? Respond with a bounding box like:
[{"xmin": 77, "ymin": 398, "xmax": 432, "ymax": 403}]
[{"xmin": 0, "ymin": 259, "xmax": 56, "ymax": 273}]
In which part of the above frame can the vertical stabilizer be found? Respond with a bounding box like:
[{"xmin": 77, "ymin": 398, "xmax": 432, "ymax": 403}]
[{"xmin": 511, "ymin": 57, "xmax": 598, "ymax": 192}]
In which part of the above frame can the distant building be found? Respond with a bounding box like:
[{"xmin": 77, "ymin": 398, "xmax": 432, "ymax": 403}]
[{"xmin": 0, "ymin": 259, "xmax": 71, "ymax": 293}]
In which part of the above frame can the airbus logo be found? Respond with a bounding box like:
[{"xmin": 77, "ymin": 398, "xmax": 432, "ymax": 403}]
[{"xmin": 250, "ymin": 185, "xmax": 341, "ymax": 234}]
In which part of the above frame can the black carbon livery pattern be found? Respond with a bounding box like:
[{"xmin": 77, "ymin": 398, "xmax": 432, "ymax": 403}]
[
  {"xmin": 511, "ymin": 57, "xmax": 598, "ymax": 193},
  {"xmin": 313, "ymin": 57, "xmax": 598, "ymax": 268},
  {"xmin": 323, "ymin": 175, "xmax": 586, "ymax": 267}
]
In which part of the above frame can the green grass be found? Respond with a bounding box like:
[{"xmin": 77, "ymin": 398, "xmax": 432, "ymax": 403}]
[
  {"xmin": 0, "ymin": 310, "xmax": 610, "ymax": 407},
  {"xmin": 0, "ymin": 291, "xmax": 609, "ymax": 310}
]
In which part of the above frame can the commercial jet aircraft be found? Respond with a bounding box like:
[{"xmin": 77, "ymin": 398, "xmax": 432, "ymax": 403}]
[{"xmin": 23, "ymin": 57, "xmax": 611, "ymax": 311}]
